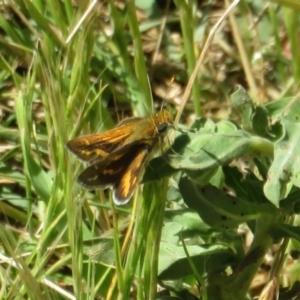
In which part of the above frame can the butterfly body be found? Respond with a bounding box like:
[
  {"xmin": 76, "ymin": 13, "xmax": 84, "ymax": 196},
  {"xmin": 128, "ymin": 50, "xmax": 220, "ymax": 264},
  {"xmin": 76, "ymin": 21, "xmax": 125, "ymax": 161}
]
[{"xmin": 66, "ymin": 110, "xmax": 173, "ymax": 204}]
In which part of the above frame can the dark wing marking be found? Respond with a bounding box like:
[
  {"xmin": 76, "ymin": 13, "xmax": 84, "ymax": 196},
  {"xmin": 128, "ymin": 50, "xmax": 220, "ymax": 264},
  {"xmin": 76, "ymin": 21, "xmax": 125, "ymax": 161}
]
[{"xmin": 77, "ymin": 143, "xmax": 151, "ymax": 204}]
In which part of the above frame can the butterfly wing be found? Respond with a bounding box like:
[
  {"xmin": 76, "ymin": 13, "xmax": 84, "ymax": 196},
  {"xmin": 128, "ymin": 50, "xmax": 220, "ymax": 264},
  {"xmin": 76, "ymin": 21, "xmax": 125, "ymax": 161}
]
[
  {"xmin": 66, "ymin": 127, "xmax": 133, "ymax": 162},
  {"xmin": 77, "ymin": 143, "xmax": 151, "ymax": 204},
  {"xmin": 66, "ymin": 118, "xmax": 155, "ymax": 163},
  {"xmin": 113, "ymin": 145, "xmax": 150, "ymax": 204}
]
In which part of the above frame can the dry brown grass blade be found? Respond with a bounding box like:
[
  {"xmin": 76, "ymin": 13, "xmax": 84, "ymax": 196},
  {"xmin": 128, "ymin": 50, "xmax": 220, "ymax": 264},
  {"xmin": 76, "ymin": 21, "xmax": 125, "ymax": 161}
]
[{"xmin": 174, "ymin": 0, "xmax": 241, "ymax": 127}]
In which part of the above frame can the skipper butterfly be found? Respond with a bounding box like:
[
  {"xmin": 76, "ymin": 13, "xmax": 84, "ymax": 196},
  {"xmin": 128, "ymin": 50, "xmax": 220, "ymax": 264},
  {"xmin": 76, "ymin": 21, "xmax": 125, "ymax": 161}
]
[{"xmin": 66, "ymin": 110, "xmax": 173, "ymax": 204}]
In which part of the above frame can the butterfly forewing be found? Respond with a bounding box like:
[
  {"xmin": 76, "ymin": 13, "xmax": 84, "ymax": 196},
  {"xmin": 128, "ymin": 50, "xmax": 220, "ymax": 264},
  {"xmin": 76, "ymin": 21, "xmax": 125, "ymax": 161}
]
[
  {"xmin": 66, "ymin": 127, "xmax": 136, "ymax": 162},
  {"xmin": 66, "ymin": 117, "xmax": 160, "ymax": 163}
]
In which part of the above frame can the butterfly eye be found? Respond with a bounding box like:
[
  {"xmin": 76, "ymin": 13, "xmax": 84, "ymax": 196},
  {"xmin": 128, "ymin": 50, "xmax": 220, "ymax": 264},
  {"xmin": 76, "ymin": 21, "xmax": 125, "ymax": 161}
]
[{"xmin": 157, "ymin": 123, "xmax": 169, "ymax": 134}]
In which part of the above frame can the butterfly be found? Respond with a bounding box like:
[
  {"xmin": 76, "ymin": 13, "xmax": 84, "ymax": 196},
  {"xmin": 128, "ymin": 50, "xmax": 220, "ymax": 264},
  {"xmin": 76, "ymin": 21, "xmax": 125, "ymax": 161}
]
[{"xmin": 66, "ymin": 110, "xmax": 173, "ymax": 204}]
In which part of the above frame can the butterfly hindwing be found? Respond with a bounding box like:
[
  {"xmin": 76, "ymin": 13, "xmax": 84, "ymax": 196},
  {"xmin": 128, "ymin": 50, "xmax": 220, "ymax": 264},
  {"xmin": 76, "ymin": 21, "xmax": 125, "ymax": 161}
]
[
  {"xmin": 77, "ymin": 143, "xmax": 150, "ymax": 204},
  {"xmin": 113, "ymin": 146, "xmax": 150, "ymax": 204}
]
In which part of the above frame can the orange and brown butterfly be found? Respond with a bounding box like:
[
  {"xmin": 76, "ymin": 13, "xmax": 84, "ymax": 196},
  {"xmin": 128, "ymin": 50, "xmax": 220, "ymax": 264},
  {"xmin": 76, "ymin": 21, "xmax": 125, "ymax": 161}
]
[{"xmin": 66, "ymin": 110, "xmax": 173, "ymax": 205}]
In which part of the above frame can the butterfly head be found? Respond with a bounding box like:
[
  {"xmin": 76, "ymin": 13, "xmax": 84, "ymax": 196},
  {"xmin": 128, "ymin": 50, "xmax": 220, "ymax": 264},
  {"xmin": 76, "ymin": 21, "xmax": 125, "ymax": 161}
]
[{"xmin": 155, "ymin": 110, "xmax": 173, "ymax": 135}]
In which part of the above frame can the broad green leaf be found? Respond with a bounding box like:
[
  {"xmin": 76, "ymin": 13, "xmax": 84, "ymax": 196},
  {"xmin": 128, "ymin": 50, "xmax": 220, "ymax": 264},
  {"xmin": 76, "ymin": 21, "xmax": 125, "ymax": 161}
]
[
  {"xmin": 168, "ymin": 115, "xmax": 273, "ymax": 171},
  {"xmin": 179, "ymin": 177, "xmax": 259, "ymax": 229},
  {"xmin": 224, "ymin": 166, "xmax": 273, "ymax": 205},
  {"xmin": 264, "ymin": 116, "xmax": 300, "ymax": 206},
  {"xmin": 164, "ymin": 210, "xmax": 212, "ymax": 232},
  {"xmin": 158, "ymin": 242, "xmax": 235, "ymax": 280},
  {"xmin": 169, "ymin": 130, "xmax": 254, "ymax": 170}
]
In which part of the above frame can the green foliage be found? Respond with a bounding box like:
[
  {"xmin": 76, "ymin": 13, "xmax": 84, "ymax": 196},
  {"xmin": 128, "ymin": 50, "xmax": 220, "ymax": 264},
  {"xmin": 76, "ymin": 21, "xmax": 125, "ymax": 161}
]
[{"xmin": 151, "ymin": 87, "xmax": 300, "ymax": 299}]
